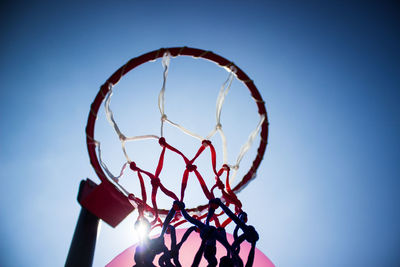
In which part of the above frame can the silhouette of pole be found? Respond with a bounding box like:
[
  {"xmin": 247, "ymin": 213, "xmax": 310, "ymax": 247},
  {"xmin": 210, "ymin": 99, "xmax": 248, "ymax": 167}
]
[{"xmin": 65, "ymin": 180, "xmax": 100, "ymax": 267}]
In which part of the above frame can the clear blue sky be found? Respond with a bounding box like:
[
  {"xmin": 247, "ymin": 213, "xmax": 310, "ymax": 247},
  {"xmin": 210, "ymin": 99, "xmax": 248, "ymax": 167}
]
[{"xmin": 0, "ymin": 1, "xmax": 399, "ymax": 266}]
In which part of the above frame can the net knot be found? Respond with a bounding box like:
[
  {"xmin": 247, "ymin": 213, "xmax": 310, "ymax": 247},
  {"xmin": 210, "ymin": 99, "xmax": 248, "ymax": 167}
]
[
  {"xmin": 161, "ymin": 114, "xmax": 167, "ymax": 121},
  {"xmin": 209, "ymin": 199, "xmax": 220, "ymax": 210},
  {"xmin": 216, "ymin": 123, "xmax": 222, "ymax": 130},
  {"xmin": 173, "ymin": 200, "xmax": 185, "ymax": 211},
  {"xmin": 200, "ymin": 225, "xmax": 216, "ymax": 240},
  {"xmin": 186, "ymin": 164, "xmax": 197, "ymax": 172},
  {"xmin": 202, "ymin": 140, "xmax": 212, "ymax": 147},
  {"xmin": 222, "ymin": 164, "xmax": 230, "ymax": 171},
  {"xmin": 244, "ymin": 225, "xmax": 259, "ymax": 243},
  {"xmin": 151, "ymin": 177, "xmax": 161, "ymax": 187},
  {"xmin": 215, "ymin": 179, "xmax": 225, "ymax": 190},
  {"xmin": 129, "ymin": 161, "xmax": 139, "ymax": 171},
  {"xmin": 128, "ymin": 193, "xmax": 135, "ymax": 200},
  {"xmin": 158, "ymin": 137, "xmax": 167, "ymax": 147}
]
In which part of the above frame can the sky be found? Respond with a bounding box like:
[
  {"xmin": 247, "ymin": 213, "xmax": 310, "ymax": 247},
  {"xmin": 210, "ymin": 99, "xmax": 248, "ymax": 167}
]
[{"xmin": 0, "ymin": 1, "xmax": 399, "ymax": 266}]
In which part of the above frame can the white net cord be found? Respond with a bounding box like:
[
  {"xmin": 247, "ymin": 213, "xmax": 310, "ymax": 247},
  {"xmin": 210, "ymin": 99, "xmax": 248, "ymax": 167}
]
[
  {"xmin": 98, "ymin": 53, "xmax": 265, "ymax": 196},
  {"xmin": 159, "ymin": 52, "xmax": 170, "ymax": 137}
]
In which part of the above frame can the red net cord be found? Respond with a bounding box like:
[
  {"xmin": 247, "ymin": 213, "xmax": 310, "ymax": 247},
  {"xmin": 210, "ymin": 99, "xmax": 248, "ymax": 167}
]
[{"xmin": 129, "ymin": 137, "xmax": 243, "ymax": 227}]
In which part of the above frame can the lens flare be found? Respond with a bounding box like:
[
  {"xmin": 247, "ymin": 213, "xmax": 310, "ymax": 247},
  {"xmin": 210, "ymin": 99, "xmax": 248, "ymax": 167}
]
[{"xmin": 134, "ymin": 218, "xmax": 151, "ymax": 243}]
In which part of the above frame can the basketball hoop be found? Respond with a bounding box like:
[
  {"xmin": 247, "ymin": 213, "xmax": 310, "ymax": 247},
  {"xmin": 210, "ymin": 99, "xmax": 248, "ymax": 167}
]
[{"xmin": 82, "ymin": 47, "xmax": 271, "ymax": 266}]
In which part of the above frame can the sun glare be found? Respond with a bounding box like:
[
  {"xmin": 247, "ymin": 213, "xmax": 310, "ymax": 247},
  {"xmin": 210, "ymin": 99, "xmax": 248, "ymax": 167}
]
[{"xmin": 134, "ymin": 218, "xmax": 151, "ymax": 243}]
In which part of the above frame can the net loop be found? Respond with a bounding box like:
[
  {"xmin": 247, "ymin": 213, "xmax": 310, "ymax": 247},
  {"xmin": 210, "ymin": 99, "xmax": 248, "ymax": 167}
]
[{"xmin": 132, "ymin": 200, "xmax": 260, "ymax": 266}]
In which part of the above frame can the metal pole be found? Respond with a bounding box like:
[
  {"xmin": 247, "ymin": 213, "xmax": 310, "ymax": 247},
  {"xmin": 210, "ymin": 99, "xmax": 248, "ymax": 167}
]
[{"xmin": 65, "ymin": 181, "xmax": 100, "ymax": 267}]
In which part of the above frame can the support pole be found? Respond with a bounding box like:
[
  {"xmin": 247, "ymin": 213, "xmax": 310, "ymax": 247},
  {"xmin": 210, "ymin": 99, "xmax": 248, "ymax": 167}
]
[{"xmin": 65, "ymin": 180, "xmax": 100, "ymax": 267}]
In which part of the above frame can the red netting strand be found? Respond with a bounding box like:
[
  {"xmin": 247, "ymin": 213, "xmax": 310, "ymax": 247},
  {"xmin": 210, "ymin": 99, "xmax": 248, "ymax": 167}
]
[{"xmin": 129, "ymin": 137, "xmax": 242, "ymax": 227}]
